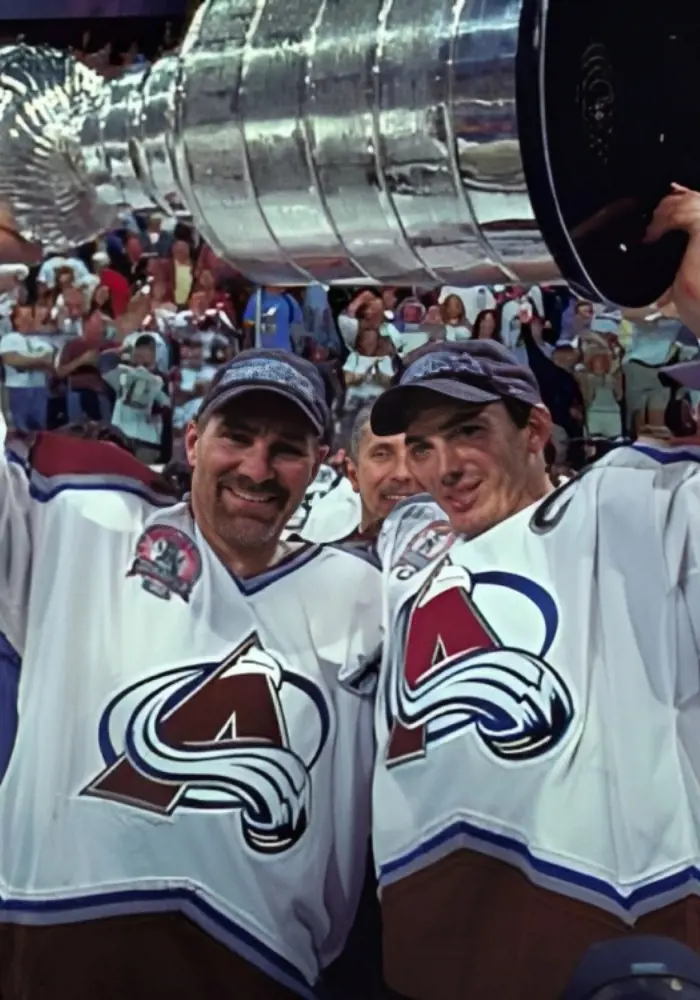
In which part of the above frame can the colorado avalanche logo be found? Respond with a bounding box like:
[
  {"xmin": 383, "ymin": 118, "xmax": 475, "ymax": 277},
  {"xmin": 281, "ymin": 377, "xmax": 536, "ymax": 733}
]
[
  {"xmin": 82, "ymin": 635, "xmax": 329, "ymax": 854},
  {"xmin": 385, "ymin": 562, "xmax": 574, "ymax": 767}
]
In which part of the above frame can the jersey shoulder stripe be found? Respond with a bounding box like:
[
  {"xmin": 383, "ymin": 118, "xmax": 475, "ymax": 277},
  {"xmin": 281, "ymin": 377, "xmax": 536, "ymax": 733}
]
[{"xmin": 25, "ymin": 433, "xmax": 175, "ymax": 508}]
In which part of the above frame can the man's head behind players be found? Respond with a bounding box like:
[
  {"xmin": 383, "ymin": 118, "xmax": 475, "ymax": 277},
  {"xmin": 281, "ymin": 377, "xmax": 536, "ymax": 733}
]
[
  {"xmin": 185, "ymin": 350, "xmax": 331, "ymax": 573},
  {"xmin": 346, "ymin": 402, "xmax": 417, "ymax": 533},
  {"xmin": 371, "ymin": 341, "xmax": 552, "ymax": 538}
]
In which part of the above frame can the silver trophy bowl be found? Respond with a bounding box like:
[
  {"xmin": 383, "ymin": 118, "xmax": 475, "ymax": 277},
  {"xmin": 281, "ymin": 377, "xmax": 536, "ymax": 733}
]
[{"xmin": 0, "ymin": 0, "xmax": 696, "ymax": 305}]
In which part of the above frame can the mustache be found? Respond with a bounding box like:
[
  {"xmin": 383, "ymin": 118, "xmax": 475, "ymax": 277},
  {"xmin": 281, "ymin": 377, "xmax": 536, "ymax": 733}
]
[{"xmin": 217, "ymin": 475, "xmax": 289, "ymax": 505}]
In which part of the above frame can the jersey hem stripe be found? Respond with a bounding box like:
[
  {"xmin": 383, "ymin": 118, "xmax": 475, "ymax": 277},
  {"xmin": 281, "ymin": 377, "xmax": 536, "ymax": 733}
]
[
  {"xmin": 0, "ymin": 886, "xmax": 316, "ymax": 999},
  {"xmin": 377, "ymin": 819, "xmax": 700, "ymax": 921}
]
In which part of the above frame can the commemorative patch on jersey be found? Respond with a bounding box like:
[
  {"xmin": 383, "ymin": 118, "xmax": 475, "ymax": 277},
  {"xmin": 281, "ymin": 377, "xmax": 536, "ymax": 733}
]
[
  {"xmin": 127, "ymin": 525, "xmax": 202, "ymax": 603},
  {"xmin": 394, "ymin": 520, "xmax": 457, "ymax": 576}
]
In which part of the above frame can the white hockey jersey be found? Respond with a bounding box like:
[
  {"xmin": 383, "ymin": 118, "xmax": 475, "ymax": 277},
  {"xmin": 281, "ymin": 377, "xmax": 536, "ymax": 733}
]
[
  {"xmin": 0, "ymin": 417, "xmax": 382, "ymax": 998},
  {"xmin": 374, "ymin": 444, "xmax": 700, "ymax": 994},
  {"xmin": 285, "ymin": 464, "xmax": 361, "ymax": 543}
]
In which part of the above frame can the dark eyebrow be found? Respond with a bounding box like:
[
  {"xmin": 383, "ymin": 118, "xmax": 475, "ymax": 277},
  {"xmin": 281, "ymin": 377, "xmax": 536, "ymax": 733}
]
[
  {"xmin": 404, "ymin": 433, "xmax": 428, "ymax": 448},
  {"xmin": 219, "ymin": 417, "xmax": 308, "ymax": 444},
  {"xmin": 438, "ymin": 408, "xmax": 487, "ymax": 434}
]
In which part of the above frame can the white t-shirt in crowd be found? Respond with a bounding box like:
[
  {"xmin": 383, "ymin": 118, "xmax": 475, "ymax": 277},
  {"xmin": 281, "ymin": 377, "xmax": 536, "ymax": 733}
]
[
  {"xmin": 172, "ymin": 365, "xmax": 219, "ymax": 430},
  {"xmin": 109, "ymin": 366, "xmax": 170, "ymax": 445},
  {"xmin": 438, "ymin": 285, "xmax": 496, "ymax": 326},
  {"xmin": 342, "ymin": 353, "xmax": 395, "ymax": 407},
  {"xmin": 122, "ymin": 330, "xmax": 171, "ymax": 374},
  {"xmin": 0, "ymin": 333, "xmax": 53, "ymax": 388}
]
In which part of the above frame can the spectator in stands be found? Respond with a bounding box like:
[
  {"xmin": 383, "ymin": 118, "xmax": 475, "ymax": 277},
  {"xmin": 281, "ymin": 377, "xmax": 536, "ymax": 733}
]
[
  {"xmin": 54, "ymin": 286, "xmax": 86, "ymax": 339},
  {"xmin": 345, "ymin": 402, "xmax": 417, "ymax": 541},
  {"xmin": 339, "ymin": 291, "xmax": 405, "ymax": 353},
  {"xmin": 171, "ymin": 238, "xmax": 196, "ymax": 308},
  {"xmin": 242, "ymin": 285, "xmax": 305, "ymax": 351},
  {"xmin": 36, "ymin": 252, "xmax": 91, "ymax": 297},
  {"xmin": 110, "ymin": 334, "xmax": 171, "ymax": 464},
  {"xmin": 342, "ymin": 303, "xmax": 397, "ymax": 423},
  {"xmin": 472, "ymin": 308, "xmax": 502, "ymax": 341},
  {"xmin": 622, "ymin": 310, "xmax": 684, "ymax": 436},
  {"xmin": 56, "ymin": 310, "xmax": 116, "ymax": 423},
  {"xmin": 98, "ymin": 250, "xmax": 133, "ymax": 317},
  {"xmin": 140, "ymin": 213, "xmax": 173, "ymax": 257},
  {"xmin": 303, "ymin": 283, "xmax": 342, "ymax": 353},
  {"xmin": 88, "ymin": 283, "xmax": 115, "ymax": 322},
  {"xmin": 521, "ymin": 317, "xmax": 585, "ymax": 460},
  {"xmin": 576, "ymin": 335, "xmax": 624, "ymax": 439},
  {"xmin": 114, "ymin": 233, "xmax": 150, "ymax": 289},
  {"xmin": 0, "ymin": 305, "xmax": 56, "ymax": 431},
  {"xmin": 0, "ymin": 264, "xmax": 29, "ymax": 335},
  {"xmin": 170, "ymin": 338, "xmax": 218, "ymax": 459},
  {"xmin": 439, "ymin": 294, "xmax": 471, "ymax": 341}
]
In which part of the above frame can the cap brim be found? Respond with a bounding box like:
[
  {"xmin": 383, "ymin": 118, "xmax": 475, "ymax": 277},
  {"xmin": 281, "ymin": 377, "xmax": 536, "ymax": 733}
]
[
  {"xmin": 200, "ymin": 383, "xmax": 324, "ymax": 436},
  {"xmin": 370, "ymin": 379, "xmax": 501, "ymax": 436},
  {"xmin": 660, "ymin": 360, "xmax": 700, "ymax": 391}
]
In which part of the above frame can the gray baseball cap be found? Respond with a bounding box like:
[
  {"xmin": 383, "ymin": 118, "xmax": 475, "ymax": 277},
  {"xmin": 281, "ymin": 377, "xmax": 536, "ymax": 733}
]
[
  {"xmin": 198, "ymin": 348, "xmax": 332, "ymax": 443},
  {"xmin": 371, "ymin": 340, "xmax": 542, "ymax": 437}
]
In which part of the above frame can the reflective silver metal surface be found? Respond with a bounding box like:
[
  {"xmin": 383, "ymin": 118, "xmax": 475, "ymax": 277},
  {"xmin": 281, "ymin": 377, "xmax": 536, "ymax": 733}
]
[
  {"xmin": 0, "ymin": 46, "xmax": 118, "ymax": 249},
  {"xmin": 0, "ymin": 0, "xmax": 559, "ymax": 285}
]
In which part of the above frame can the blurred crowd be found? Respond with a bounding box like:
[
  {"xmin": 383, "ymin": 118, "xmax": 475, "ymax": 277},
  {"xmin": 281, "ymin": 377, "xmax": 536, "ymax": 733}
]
[{"xmin": 1, "ymin": 215, "xmax": 699, "ymax": 482}]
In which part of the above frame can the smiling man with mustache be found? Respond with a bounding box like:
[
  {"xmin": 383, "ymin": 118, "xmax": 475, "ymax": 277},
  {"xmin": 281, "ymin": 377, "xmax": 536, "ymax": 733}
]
[{"xmin": 0, "ymin": 347, "xmax": 384, "ymax": 1000}]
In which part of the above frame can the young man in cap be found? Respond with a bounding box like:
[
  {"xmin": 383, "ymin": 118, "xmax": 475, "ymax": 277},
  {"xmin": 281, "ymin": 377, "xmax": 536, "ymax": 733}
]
[
  {"xmin": 369, "ymin": 337, "xmax": 700, "ymax": 1000},
  {"xmin": 0, "ymin": 349, "xmax": 382, "ymax": 1000}
]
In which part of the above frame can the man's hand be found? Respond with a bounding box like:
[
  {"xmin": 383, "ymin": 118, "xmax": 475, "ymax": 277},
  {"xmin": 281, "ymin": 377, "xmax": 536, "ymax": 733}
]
[{"xmin": 645, "ymin": 184, "xmax": 700, "ymax": 336}]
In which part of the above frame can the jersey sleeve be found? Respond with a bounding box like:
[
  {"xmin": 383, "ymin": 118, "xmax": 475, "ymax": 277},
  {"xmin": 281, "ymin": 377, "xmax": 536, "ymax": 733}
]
[{"xmin": 0, "ymin": 411, "xmax": 35, "ymax": 653}]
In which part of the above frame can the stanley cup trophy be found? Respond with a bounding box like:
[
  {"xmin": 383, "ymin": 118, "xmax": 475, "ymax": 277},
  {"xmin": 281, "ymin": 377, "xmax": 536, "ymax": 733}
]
[{"xmin": 0, "ymin": 0, "xmax": 697, "ymax": 305}]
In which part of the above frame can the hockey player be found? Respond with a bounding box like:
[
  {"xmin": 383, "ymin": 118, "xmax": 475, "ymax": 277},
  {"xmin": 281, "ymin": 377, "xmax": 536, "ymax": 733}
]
[
  {"xmin": 369, "ymin": 332, "xmax": 700, "ymax": 1000},
  {"xmin": 0, "ymin": 349, "xmax": 382, "ymax": 1000}
]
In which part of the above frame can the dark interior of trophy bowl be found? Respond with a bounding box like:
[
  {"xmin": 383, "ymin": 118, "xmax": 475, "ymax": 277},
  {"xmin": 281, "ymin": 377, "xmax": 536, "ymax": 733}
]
[{"xmin": 517, "ymin": 0, "xmax": 700, "ymax": 307}]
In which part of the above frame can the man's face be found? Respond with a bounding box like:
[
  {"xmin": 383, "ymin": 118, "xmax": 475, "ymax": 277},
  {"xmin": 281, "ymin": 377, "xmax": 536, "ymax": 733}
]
[
  {"xmin": 132, "ymin": 346, "xmax": 155, "ymax": 370},
  {"xmin": 185, "ymin": 391, "xmax": 324, "ymax": 551},
  {"xmin": 189, "ymin": 291, "xmax": 206, "ymax": 314},
  {"xmin": 173, "ymin": 240, "xmax": 190, "ymax": 264},
  {"xmin": 405, "ymin": 399, "xmax": 539, "ymax": 537},
  {"xmin": 347, "ymin": 427, "xmax": 417, "ymax": 526},
  {"xmin": 13, "ymin": 306, "xmax": 33, "ymax": 332},
  {"xmin": 64, "ymin": 289, "xmax": 84, "ymax": 319},
  {"xmin": 362, "ymin": 300, "xmax": 384, "ymax": 331}
]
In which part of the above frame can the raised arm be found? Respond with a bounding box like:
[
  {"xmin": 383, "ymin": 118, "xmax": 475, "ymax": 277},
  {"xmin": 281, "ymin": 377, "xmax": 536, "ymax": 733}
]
[{"xmin": 0, "ymin": 412, "xmax": 34, "ymax": 653}]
